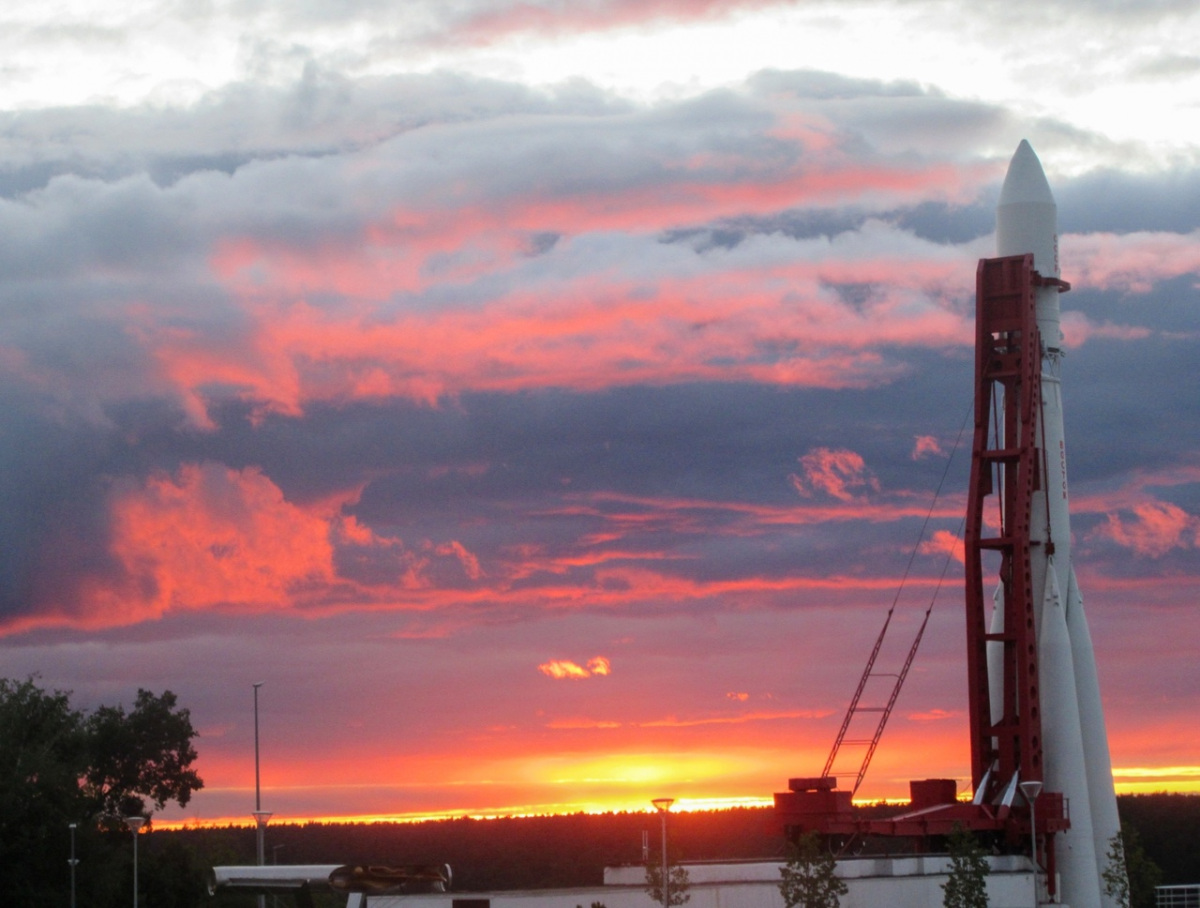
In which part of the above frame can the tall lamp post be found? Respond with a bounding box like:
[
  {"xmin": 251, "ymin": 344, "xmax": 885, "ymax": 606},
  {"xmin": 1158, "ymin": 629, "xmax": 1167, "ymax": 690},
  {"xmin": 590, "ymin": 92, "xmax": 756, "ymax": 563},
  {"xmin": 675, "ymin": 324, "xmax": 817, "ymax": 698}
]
[
  {"xmin": 68, "ymin": 822, "xmax": 78, "ymax": 908},
  {"xmin": 125, "ymin": 816, "xmax": 145, "ymax": 908},
  {"xmin": 1018, "ymin": 780, "xmax": 1043, "ymax": 906},
  {"xmin": 651, "ymin": 798, "xmax": 675, "ymax": 908},
  {"xmin": 253, "ymin": 682, "xmax": 271, "ymax": 908}
]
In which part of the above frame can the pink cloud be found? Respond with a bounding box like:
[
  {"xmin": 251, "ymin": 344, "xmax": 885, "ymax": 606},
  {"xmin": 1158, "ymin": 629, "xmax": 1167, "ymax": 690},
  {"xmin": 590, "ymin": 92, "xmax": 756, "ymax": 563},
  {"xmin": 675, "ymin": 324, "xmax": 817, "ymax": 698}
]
[
  {"xmin": 172, "ymin": 249, "xmax": 974, "ymax": 420},
  {"xmin": 133, "ymin": 146, "xmax": 986, "ymax": 427},
  {"xmin": 435, "ymin": 540, "xmax": 485, "ymax": 580},
  {"xmin": 1065, "ymin": 229, "xmax": 1200, "ymax": 295},
  {"xmin": 911, "ymin": 435, "xmax": 945, "ymax": 459},
  {"xmin": 1060, "ymin": 311, "xmax": 1153, "ymax": 348},
  {"xmin": 1096, "ymin": 501, "xmax": 1198, "ymax": 557},
  {"xmin": 919, "ymin": 529, "xmax": 965, "ymax": 565},
  {"xmin": 450, "ymin": 0, "xmax": 800, "ymax": 47},
  {"xmin": 789, "ymin": 448, "xmax": 879, "ymax": 501}
]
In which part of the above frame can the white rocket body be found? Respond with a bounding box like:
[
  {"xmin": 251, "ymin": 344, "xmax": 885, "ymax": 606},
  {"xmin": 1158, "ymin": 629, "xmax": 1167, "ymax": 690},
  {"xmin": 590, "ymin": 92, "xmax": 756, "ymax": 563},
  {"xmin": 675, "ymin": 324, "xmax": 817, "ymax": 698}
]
[{"xmin": 993, "ymin": 140, "xmax": 1123, "ymax": 908}]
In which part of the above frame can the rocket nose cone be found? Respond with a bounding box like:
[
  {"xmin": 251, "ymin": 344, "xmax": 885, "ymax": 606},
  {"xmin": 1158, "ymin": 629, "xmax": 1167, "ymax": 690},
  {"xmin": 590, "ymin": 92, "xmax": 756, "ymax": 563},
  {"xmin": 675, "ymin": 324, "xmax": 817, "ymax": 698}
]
[
  {"xmin": 999, "ymin": 140, "xmax": 1054, "ymax": 207},
  {"xmin": 995, "ymin": 139, "xmax": 1059, "ymax": 276}
]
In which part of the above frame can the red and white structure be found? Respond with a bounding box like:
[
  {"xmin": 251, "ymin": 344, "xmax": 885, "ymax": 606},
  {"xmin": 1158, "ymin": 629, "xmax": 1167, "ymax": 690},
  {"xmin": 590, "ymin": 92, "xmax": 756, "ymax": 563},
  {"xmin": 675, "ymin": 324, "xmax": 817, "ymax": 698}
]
[
  {"xmin": 970, "ymin": 139, "xmax": 1123, "ymax": 907},
  {"xmin": 776, "ymin": 141, "xmax": 1125, "ymax": 907}
]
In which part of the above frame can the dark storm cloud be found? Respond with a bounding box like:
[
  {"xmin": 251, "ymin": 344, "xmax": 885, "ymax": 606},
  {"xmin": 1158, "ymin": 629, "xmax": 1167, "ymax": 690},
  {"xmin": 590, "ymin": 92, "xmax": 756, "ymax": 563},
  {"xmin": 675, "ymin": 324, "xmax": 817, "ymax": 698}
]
[
  {"xmin": 1059, "ymin": 168, "xmax": 1200, "ymax": 234},
  {"xmin": 1065, "ymin": 312, "xmax": 1200, "ymax": 483},
  {"xmin": 0, "ymin": 65, "xmax": 1192, "ymax": 632}
]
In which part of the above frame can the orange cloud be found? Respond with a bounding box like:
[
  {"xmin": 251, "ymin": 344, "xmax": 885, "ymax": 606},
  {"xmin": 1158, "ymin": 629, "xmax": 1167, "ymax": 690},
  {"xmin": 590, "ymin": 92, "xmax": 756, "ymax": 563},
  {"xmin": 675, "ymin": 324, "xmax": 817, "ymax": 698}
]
[
  {"xmin": 539, "ymin": 660, "xmax": 592, "ymax": 680},
  {"xmin": 103, "ymin": 462, "xmax": 335, "ymax": 622},
  {"xmin": 538, "ymin": 656, "xmax": 612, "ymax": 680},
  {"xmin": 907, "ymin": 708, "xmax": 957, "ymax": 722},
  {"xmin": 639, "ymin": 709, "xmax": 832, "ymax": 728}
]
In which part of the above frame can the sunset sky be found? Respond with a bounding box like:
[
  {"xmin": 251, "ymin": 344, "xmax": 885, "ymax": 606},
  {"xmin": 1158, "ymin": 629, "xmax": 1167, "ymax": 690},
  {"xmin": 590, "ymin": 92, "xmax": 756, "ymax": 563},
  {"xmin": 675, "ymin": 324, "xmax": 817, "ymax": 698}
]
[{"xmin": 2, "ymin": 0, "xmax": 1198, "ymax": 827}]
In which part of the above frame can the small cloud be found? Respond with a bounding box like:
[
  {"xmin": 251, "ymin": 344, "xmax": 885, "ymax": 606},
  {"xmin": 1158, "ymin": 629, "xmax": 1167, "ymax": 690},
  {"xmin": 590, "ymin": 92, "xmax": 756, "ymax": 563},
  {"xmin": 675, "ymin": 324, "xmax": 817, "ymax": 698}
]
[
  {"xmin": 919, "ymin": 529, "xmax": 964, "ymax": 564},
  {"xmin": 435, "ymin": 539, "xmax": 484, "ymax": 579},
  {"xmin": 726, "ymin": 692, "xmax": 749, "ymax": 702},
  {"xmin": 789, "ymin": 447, "xmax": 879, "ymax": 501},
  {"xmin": 911, "ymin": 435, "xmax": 945, "ymax": 459},
  {"xmin": 908, "ymin": 708, "xmax": 956, "ymax": 721},
  {"xmin": 539, "ymin": 660, "xmax": 590, "ymax": 680},
  {"xmin": 538, "ymin": 656, "xmax": 611, "ymax": 680},
  {"xmin": 545, "ymin": 718, "xmax": 622, "ymax": 729}
]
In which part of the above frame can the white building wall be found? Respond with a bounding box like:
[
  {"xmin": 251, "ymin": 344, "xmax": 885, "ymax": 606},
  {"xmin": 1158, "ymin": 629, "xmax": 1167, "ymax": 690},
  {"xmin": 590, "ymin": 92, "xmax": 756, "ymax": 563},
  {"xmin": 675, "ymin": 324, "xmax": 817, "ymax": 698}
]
[{"xmin": 367, "ymin": 857, "xmax": 1042, "ymax": 908}]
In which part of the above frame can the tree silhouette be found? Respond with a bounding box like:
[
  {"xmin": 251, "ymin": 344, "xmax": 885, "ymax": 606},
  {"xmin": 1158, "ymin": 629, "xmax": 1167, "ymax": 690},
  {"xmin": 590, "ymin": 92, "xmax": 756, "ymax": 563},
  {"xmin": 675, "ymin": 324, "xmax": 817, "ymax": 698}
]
[
  {"xmin": 0, "ymin": 677, "xmax": 203, "ymax": 907},
  {"xmin": 779, "ymin": 832, "xmax": 847, "ymax": 908},
  {"xmin": 941, "ymin": 824, "xmax": 989, "ymax": 908},
  {"xmin": 645, "ymin": 855, "xmax": 691, "ymax": 906},
  {"xmin": 1104, "ymin": 824, "xmax": 1162, "ymax": 908}
]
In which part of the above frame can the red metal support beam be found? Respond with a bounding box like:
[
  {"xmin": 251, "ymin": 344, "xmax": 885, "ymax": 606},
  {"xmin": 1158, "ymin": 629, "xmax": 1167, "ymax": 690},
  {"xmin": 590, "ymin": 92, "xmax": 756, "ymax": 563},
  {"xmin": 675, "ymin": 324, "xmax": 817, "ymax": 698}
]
[{"xmin": 964, "ymin": 253, "xmax": 1045, "ymax": 797}]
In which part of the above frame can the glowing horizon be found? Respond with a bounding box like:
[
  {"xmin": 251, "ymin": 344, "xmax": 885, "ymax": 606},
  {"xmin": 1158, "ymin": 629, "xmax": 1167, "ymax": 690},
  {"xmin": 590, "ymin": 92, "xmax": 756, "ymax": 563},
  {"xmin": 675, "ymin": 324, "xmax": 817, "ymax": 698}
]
[{"xmin": 154, "ymin": 770, "xmax": 1200, "ymax": 832}]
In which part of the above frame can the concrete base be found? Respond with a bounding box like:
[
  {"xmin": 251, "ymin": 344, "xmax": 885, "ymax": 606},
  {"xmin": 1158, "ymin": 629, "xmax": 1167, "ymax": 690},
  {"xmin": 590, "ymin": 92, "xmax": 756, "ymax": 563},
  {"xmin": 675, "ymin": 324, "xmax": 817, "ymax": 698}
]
[{"xmin": 368, "ymin": 856, "xmax": 1045, "ymax": 908}]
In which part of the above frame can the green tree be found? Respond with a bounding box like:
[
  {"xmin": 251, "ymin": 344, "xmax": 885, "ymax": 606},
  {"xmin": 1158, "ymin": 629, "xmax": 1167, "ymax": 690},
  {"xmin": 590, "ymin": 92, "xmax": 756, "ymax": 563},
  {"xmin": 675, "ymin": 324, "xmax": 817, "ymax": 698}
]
[
  {"xmin": 0, "ymin": 676, "xmax": 203, "ymax": 907},
  {"xmin": 778, "ymin": 831, "xmax": 847, "ymax": 908},
  {"xmin": 0, "ymin": 678, "xmax": 87, "ymax": 906},
  {"xmin": 645, "ymin": 855, "xmax": 691, "ymax": 906},
  {"xmin": 941, "ymin": 824, "xmax": 990, "ymax": 908},
  {"xmin": 1104, "ymin": 824, "xmax": 1162, "ymax": 908},
  {"xmin": 84, "ymin": 688, "xmax": 203, "ymax": 820},
  {"xmin": 1104, "ymin": 829, "xmax": 1132, "ymax": 908}
]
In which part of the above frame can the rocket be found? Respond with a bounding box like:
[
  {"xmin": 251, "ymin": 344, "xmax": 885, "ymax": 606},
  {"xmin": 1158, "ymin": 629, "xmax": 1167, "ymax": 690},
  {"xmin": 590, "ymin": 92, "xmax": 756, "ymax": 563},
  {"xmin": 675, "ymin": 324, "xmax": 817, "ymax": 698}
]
[
  {"xmin": 775, "ymin": 140, "xmax": 1127, "ymax": 903},
  {"xmin": 992, "ymin": 140, "xmax": 1123, "ymax": 908}
]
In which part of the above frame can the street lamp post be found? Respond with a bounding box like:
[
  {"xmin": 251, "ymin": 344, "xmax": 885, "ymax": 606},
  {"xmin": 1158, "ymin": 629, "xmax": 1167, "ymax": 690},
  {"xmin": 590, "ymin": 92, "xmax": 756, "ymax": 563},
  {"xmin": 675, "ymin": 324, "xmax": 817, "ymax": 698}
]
[
  {"xmin": 68, "ymin": 822, "xmax": 78, "ymax": 908},
  {"xmin": 125, "ymin": 816, "xmax": 145, "ymax": 908},
  {"xmin": 251, "ymin": 810, "xmax": 273, "ymax": 908},
  {"xmin": 651, "ymin": 798, "xmax": 675, "ymax": 908},
  {"xmin": 253, "ymin": 682, "xmax": 269, "ymax": 908},
  {"xmin": 1018, "ymin": 780, "xmax": 1044, "ymax": 906},
  {"xmin": 253, "ymin": 682, "xmax": 264, "ymax": 816}
]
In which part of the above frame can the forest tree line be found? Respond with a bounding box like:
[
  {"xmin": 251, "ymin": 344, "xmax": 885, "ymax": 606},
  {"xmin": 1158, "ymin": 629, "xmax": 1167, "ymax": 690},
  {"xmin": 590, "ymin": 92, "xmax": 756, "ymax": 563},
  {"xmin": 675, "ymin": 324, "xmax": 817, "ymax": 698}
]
[{"xmin": 171, "ymin": 795, "xmax": 1197, "ymax": 895}]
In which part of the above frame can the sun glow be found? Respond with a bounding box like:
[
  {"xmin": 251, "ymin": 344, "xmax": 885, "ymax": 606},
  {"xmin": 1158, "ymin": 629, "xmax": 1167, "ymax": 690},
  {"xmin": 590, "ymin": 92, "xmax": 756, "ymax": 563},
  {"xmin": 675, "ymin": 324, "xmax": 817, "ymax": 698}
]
[
  {"xmin": 153, "ymin": 793, "xmax": 780, "ymax": 831},
  {"xmin": 518, "ymin": 751, "xmax": 744, "ymax": 788},
  {"xmin": 1113, "ymin": 766, "xmax": 1200, "ymax": 795}
]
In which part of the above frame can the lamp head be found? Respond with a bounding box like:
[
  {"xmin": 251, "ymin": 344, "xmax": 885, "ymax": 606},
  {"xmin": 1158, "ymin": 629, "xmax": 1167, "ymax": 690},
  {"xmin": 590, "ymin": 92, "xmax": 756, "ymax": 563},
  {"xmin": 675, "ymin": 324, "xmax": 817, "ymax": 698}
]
[{"xmin": 1018, "ymin": 780, "xmax": 1044, "ymax": 802}]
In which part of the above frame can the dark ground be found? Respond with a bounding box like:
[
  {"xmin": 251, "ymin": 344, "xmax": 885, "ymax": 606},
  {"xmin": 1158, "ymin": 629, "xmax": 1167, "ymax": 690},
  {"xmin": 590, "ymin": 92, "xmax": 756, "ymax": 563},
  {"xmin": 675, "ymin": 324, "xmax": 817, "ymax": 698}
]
[{"xmin": 174, "ymin": 794, "xmax": 1199, "ymax": 893}]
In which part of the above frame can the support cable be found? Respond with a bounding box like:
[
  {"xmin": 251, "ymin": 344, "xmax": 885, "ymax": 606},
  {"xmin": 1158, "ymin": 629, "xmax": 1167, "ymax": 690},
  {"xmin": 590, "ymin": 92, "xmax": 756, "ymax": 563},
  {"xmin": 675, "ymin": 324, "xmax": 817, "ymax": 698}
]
[{"xmin": 823, "ymin": 399, "xmax": 973, "ymax": 794}]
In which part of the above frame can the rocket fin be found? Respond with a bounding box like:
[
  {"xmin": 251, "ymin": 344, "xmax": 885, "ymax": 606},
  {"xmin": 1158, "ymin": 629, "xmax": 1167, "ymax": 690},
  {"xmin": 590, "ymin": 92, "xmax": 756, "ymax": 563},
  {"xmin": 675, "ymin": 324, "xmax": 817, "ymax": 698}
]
[
  {"xmin": 1040, "ymin": 558, "xmax": 1102, "ymax": 908},
  {"xmin": 1066, "ymin": 565, "xmax": 1125, "ymax": 908}
]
